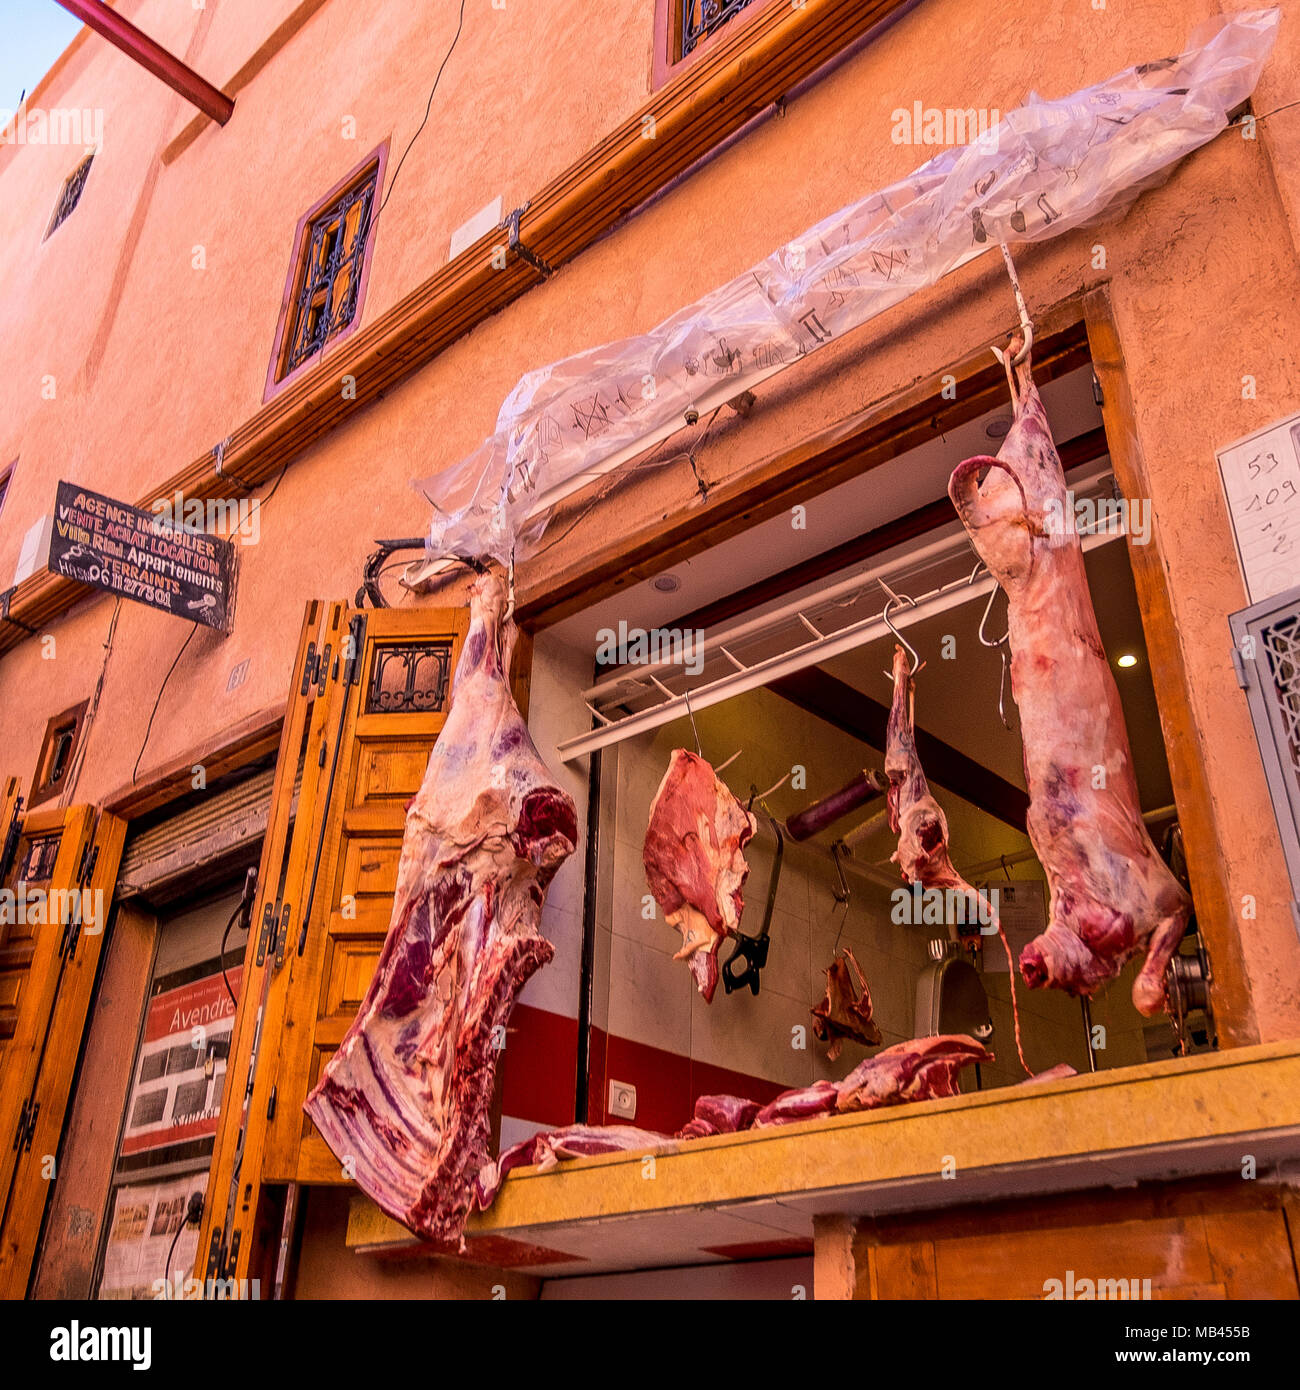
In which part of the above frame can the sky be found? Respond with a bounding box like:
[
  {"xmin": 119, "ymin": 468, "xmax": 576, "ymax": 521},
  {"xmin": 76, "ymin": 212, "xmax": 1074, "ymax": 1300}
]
[{"xmin": 0, "ymin": 1, "xmax": 83, "ymax": 112}]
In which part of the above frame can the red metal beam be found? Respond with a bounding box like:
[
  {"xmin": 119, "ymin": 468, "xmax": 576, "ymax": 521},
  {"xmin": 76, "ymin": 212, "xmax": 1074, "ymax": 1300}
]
[{"xmin": 54, "ymin": 0, "xmax": 234, "ymax": 125}]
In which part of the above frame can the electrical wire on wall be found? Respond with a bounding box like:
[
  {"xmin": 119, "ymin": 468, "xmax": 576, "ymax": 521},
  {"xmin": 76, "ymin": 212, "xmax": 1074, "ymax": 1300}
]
[
  {"xmin": 363, "ymin": 0, "xmax": 468, "ymax": 242},
  {"xmin": 132, "ymin": 623, "xmax": 200, "ymax": 785},
  {"xmin": 58, "ymin": 597, "xmax": 121, "ymax": 807}
]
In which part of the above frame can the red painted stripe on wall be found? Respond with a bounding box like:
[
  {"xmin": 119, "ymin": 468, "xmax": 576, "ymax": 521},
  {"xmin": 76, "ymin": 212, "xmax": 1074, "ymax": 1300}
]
[{"xmin": 507, "ymin": 1003, "xmax": 798, "ymax": 1136}]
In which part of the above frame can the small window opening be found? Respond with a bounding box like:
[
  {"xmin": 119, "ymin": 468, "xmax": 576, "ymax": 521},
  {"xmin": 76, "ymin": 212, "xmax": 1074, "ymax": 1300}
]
[{"xmin": 44, "ymin": 153, "xmax": 95, "ymax": 240}]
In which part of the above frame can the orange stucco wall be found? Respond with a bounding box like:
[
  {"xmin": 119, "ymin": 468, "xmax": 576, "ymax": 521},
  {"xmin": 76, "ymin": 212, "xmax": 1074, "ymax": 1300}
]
[{"xmin": 2, "ymin": 0, "xmax": 1300, "ymax": 1051}]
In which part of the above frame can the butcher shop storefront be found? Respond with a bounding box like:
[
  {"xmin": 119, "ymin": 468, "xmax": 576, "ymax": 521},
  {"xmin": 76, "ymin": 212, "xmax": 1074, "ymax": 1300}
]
[{"xmin": 4, "ymin": 2, "xmax": 1300, "ymax": 1309}]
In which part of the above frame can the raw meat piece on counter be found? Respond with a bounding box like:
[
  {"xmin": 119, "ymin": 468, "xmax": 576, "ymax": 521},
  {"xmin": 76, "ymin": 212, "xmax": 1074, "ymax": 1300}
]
[
  {"xmin": 1019, "ymin": 1062, "xmax": 1078, "ymax": 1084},
  {"xmin": 811, "ymin": 945, "xmax": 883, "ymax": 1060},
  {"xmin": 948, "ymin": 344, "xmax": 1191, "ymax": 1015},
  {"xmin": 754, "ymin": 1035, "xmax": 993, "ymax": 1126},
  {"xmin": 692, "ymin": 1094, "xmax": 760, "ymax": 1133},
  {"xmin": 476, "ymin": 1125, "xmax": 676, "ymax": 1208},
  {"xmin": 305, "ymin": 571, "xmax": 579, "ymax": 1248},
  {"xmin": 473, "ymin": 1035, "xmax": 993, "ymax": 1212},
  {"xmin": 643, "ymin": 748, "xmax": 757, "ymax": 1002}
]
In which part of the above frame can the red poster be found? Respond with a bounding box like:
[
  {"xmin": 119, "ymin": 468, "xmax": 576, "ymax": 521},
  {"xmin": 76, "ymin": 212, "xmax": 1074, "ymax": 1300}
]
[{"xmin": 120, "ymin": 965, "xmax": 243, "ymax": 1156}]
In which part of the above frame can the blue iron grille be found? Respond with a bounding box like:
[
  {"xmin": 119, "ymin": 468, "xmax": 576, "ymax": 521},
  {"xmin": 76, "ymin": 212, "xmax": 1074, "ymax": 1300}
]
[
  {"xmin": 682, "ymin": 0, "xmax": 758, "ymax": 57},
  {"xmin": 283, "ymin": 168, "xmax": 378, "ymax": 375}
]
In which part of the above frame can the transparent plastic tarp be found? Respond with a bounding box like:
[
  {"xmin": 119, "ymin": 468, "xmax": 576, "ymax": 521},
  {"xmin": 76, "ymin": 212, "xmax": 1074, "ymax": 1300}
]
[{"xmin": 414, "ymin": 8, "xmax": 1278, "ymax": 568}]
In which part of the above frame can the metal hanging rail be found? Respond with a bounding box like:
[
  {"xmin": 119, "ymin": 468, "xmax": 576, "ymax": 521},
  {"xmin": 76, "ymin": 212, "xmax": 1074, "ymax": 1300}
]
[{"xmin": 557, "ymin": 469, "xmax": 1120, "ymax": 763}]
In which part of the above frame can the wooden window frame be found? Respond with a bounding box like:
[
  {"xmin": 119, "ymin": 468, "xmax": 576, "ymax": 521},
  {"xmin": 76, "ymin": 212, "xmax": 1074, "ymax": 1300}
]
[
  {"xmin": 264, "ymin": 143, "xmax": 388, "ymax": 402},
  {"xmin": 28, "ymin": 700, "xmax": 90, "ymax": 809},
  {"xmin": 652, "ymin": 0, "xmax": 780, "ymax": 90},
  {"xmin": 0, "ymin": 460, "xmax": 14, "ymax": 524}
]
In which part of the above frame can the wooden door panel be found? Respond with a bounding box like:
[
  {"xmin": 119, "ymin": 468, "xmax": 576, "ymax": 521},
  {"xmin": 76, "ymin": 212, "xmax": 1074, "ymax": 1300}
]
[
  {"xmin": 0, "ymin": 807, "xmax": 125, "ymax": 1298},
  {"xmin": 263, "ymin": 606, "xmax": 471, "ymax": 1185},
  {"xmin": 0, "ymin": 807, "xmax": 93, "ymax": 1175},
  {"xmin": 193, "ymin": 599, "xmax": 345, "ymax": 1289}
]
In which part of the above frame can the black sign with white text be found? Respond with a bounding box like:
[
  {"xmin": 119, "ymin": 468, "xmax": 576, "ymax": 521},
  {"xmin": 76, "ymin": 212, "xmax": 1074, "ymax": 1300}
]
[{"xmin": 50, "ymin": 482, "xmax": 236, "ymax": 630}]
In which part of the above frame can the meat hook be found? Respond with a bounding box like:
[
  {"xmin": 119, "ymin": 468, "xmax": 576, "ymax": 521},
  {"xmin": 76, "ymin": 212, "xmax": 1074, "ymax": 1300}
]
[
  {"xmin": 683, "ymin": 687, "xmax": 703, "ymax": 757},
  {"xmin": 990, "ymin": 243, "xmax": 1034, "ymax": 368},
  {"xmin": 879, "ymin": 581, "xmax": 920, "ymax": 677},
  {"xmin": 978, "ymin": 585, "xmax": 1013, "ymax": 731}
]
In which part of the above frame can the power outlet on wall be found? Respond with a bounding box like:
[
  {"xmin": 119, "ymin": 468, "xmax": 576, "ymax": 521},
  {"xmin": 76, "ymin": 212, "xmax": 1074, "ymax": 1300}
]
[{"xmin": 608, "ymin": 1079, "xmax": 637, "ymax": 1120}]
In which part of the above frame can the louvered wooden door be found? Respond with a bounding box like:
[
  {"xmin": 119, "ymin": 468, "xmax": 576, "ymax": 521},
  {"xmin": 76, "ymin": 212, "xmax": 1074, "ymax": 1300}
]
[
  {"xmin": 196, "ymin": 600, "xmax": 500, "ymax": 1286},
  {"xmin": 262, "ymin": 605, "xmax": 471, "ymax": 1183},
  {"xmin": 0, "ymin": 802, "xmax": 125, "ymax": 1298}
]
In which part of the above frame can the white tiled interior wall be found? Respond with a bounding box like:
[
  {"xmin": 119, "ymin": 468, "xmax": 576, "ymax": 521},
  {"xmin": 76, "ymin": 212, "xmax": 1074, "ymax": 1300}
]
[
  {"xmin": 535, "ymin": 633, "xmax": 1158, "ymax": 1095},
  {"xmin": 599, "ymin": 688, "xmax": 943, "ymax": 1090}
]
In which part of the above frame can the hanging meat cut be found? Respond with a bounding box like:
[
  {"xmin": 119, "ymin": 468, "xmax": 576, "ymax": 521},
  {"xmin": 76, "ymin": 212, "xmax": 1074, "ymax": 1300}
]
[
  {"xmin": 885, "ymin": 640, "xmax": 1031, "ymax": 1076},
  {"xmin": 811, "ymin": 945, "xmax": 883, "ymax": 1060},
  {"xmin": 643, "ymin": 749, "xmax": 757, "ymax": 1001},
  {"xmin": 885, "ymin": 643, "xmax": 994, "ymax": 928},
  {"xmin": 948, "ymin": 344, "xmax": 1191, "ymax": 1015},
  {"xmin": 304, "ymin": 571, "xmax": 579, "ymax": 1247}
]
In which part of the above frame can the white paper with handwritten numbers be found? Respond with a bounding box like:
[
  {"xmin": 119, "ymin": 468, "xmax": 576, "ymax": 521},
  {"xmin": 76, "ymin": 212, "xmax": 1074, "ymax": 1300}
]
[{"xmin": 1217, "ymin": 410, "xmax": 1300, "ymax": 604}]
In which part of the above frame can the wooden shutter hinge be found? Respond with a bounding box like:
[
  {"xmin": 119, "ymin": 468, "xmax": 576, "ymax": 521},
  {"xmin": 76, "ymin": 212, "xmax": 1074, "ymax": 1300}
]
[
  {"xmin": 255, "ymin": 900, "xmax": 278, "ymax": 966},
  {"xmin": 0, "ymin": 793, "xmax": 24, "ymax": 882},
  {"xmin": 300, "ymin": 642, "xmax": 319, "ymax": 696},
  {"xmin": 273, "ymin": 902, "xmax": 292, "ymax": 969},
  {"xmin": 12, "ymin": 1095, "xmax": 40, "ymax": 1154}
]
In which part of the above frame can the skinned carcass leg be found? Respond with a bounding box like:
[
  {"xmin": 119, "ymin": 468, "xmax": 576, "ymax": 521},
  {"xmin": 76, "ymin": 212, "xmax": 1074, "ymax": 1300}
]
[
  {"xmin": 948, "ymin": 344, "xmax": 1190, "ymax": 1015},
  {"xmin": 304, "ymin": 571, "xmax": 578, "ymax": 1247}
]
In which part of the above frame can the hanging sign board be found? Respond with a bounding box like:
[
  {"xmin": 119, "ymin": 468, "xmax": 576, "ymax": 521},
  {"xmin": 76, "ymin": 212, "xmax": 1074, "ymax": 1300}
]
[
  {"xmin": 978, "ymin": 879, "xmax": 1047, "ymax": 973},
  {"xmin": 49, "ymin": 481, "xmax": 236, "ymax": 630},
  {"xmin": 1216, "ymin": 409, "xmax": 1300, "ymax": 605}
]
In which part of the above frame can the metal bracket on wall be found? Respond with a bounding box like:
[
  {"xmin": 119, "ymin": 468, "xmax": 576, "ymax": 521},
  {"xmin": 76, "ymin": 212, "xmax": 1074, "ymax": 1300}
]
[
  {"xmin": 212, "ymin": 436, "xmax": 256, "ymax": 492},
  {"xmin": 357, "ymin": 538, "xmax": 427, "ymax": 609},
  {"xmin": 505, "ymin": 205, "xmax": 555, "ymax": 279}
]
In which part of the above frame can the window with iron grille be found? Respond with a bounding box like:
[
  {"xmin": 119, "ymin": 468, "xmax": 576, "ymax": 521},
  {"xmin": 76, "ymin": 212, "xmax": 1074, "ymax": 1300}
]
[
  {"xmin": 1230, "ymin": 583, "xmax": 1300, "ymax": 931},
  {"xmin": 681, "ymin": 0, "xmax": 759, "ymax": 57},
  {"xmin": 44, "ymin": 153, "xmax": 94, "ymax": 240},
  {"xmin": 653, "ymin": 0, "xmax": 775, "ymax": 88},
  {"xmin": 274, "ymin": 160, "xmax": 380, "ymax": 381}
]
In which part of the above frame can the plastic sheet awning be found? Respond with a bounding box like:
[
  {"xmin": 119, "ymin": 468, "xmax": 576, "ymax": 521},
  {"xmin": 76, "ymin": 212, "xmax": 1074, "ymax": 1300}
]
[{"xmin": 412, "ymin": 8, "xmax": 1279, "ymax": 571}]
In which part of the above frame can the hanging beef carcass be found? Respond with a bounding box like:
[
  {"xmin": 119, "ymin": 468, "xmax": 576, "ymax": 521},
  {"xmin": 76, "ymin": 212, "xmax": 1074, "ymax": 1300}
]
[
  {"xmin": 643, "ymin": 749, "xmax": 757, "ymax": 1002},
  {"xmin": 948, "ymin": 344, "xmax": 1190, "ymax": 1015},
  {"xmin": 304, "ymin": 570, "xmax": 578, "ymax": 1247},
  {"xmin": 811, "ymin": 946, "xmax": 883, "ymax": 1060}
]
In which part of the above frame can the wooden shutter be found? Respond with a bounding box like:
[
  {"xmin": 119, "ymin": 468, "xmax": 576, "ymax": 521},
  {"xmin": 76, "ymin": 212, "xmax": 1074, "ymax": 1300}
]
[
  {"xmin": 197, "ymin": 601, "xmax": 499, "ymax": 1286},
  {"xmin": 0, "ymin": 803, "xmax": 126, "ymax": 1297}
]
